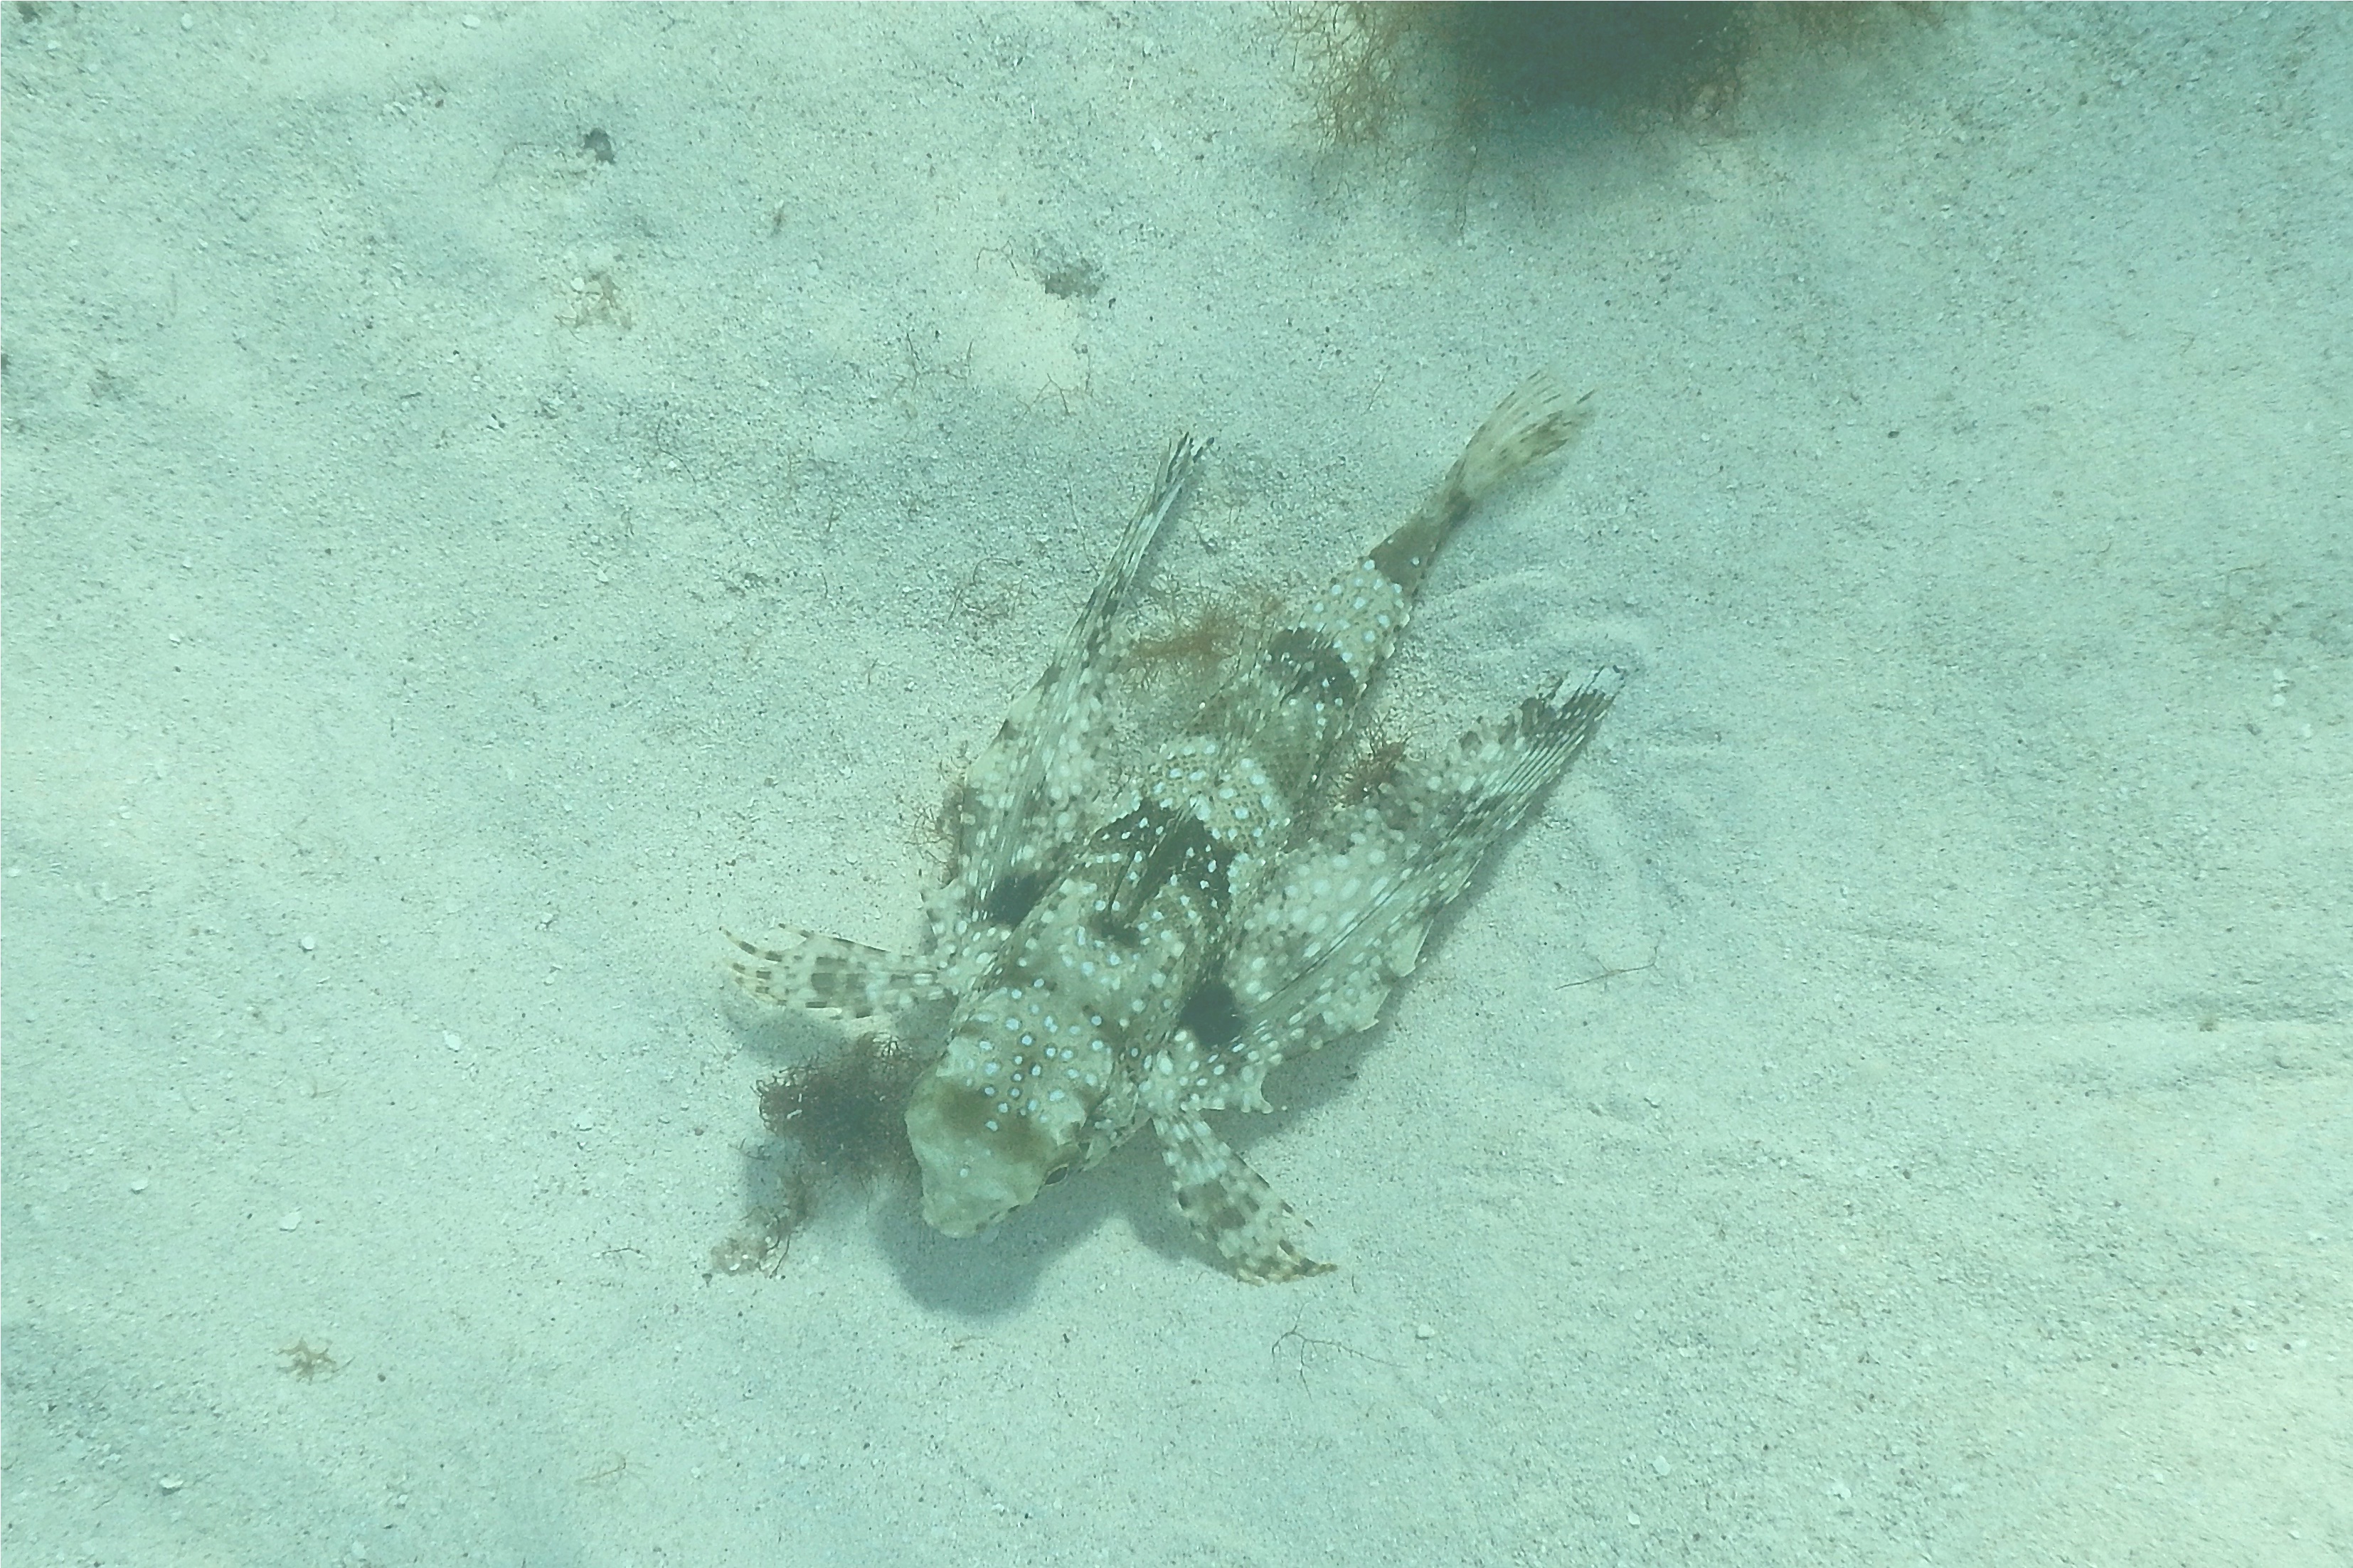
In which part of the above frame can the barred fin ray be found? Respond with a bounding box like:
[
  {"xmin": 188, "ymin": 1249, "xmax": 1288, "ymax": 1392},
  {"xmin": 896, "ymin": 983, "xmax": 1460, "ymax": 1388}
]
[
  {"xmin": 725, "ymin": 928, "xmax": 948, "ymax": 1019},
  {"xmin": 1151, "ymin": 1111, "xmax": 1332, "ymax": 1284}
]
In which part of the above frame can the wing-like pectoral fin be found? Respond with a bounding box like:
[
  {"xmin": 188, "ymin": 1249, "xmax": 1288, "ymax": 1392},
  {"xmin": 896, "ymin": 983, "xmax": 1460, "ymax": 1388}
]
[
  {"xmin": 946, "ymin": 432, "xmax": 1208, "ymax": 930},
  {"xmin": 1214, "ymin": 668, "xmax": 1621, "ymax": 1106},
  {"xmin": 1152, "ymin": 1111, "xmax": 1333, "ymax": 1284},
  {"xmin": 724, "ymin": 928, "xmax": 948, "ymax": 1018}
]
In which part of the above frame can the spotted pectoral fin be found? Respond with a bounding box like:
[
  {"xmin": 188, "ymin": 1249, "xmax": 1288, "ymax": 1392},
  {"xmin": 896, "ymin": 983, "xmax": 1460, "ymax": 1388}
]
[
  {"xmin": 1151, "ymin": 1111, "xmax": 1332, "ymax": 1284},
  {"xmin": 724, "ymin": 928, "xmax": 949, "ymax": 1019},
  {"xmin": 1220, "ymin": 671, "xmax": 1620, "ymax": 1104},
  {"xmin": 947, "ymin": 433, "xmax": 1208, "ymax": 934}
]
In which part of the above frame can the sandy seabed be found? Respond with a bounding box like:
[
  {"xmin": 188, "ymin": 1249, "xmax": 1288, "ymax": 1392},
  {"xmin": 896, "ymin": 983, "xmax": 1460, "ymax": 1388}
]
[{"xmin": 4, "ymin": 6, "xmax": 2347, "ymax": 1564}]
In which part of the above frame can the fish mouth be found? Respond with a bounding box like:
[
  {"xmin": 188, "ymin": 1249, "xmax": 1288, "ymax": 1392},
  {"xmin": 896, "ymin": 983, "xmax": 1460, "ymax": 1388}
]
[
  {"xmin": 905, "ymin": 1074, "xmax": 1056, "ymax": 1237},
  {"xmin": 918, "ymin": 1180, "xmax": 1016, "ymax": 1239}
]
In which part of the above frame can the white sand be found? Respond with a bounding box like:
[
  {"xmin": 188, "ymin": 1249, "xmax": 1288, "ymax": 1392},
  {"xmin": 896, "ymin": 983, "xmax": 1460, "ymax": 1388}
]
[{"xmin": 4, "ymin": 6, "xmax": 2346, "ymax": 1563}]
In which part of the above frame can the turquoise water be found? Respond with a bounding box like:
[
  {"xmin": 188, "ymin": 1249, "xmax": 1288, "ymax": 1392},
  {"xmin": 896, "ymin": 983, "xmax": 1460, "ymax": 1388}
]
[{"xmin": 4, "ymin": 6, "xmax": 2345, "ymax": 1563}]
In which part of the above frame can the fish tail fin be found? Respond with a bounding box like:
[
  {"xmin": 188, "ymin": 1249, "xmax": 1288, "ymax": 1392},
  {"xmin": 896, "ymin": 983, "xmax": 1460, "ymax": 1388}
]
[{"xmin": 1452, "ymin": 370, "xmax": 1591, "ymax": 506}]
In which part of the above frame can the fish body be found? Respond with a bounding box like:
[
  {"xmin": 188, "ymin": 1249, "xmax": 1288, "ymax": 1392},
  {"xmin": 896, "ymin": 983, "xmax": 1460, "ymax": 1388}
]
[{"xmin": 731, "ymin": 375, "xmax": 1615, "ymax": 1279}]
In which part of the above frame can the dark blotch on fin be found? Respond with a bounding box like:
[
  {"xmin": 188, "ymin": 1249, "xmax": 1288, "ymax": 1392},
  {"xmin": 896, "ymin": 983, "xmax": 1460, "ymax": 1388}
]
[
  {"xmin": 981, "ymin": 870, "xmax": 1049, "ymax": 928},
  {"xmin": 1179, "ymin": 977, "xmax": 1245, "ymax": 1054},
  {"xmin": 1262, "ymin": 629, "xmax": 1361, "ymax": 706}
]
